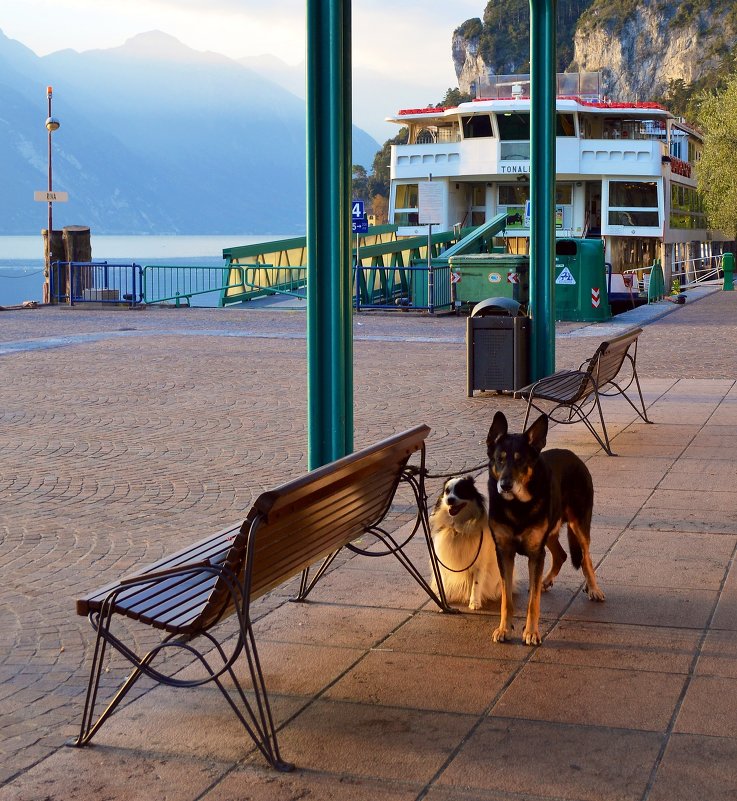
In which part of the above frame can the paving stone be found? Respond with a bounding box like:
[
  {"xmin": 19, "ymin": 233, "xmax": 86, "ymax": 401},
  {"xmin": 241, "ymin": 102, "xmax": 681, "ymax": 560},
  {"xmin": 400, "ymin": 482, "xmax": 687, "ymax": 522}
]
[
  {"xmin": 647, "ymin": 733, "xmax": 737, "ymax": 801},
  {"xmin": 437, "ymin": 718, "xmax": 663, "ymax": 801},
  {"xmin": 1, "ymin": 293, "xmax": 737, "ymax": 798}
]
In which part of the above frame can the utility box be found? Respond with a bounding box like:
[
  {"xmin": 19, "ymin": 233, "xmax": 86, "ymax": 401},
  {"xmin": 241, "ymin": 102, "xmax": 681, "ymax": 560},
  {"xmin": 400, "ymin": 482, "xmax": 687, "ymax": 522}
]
[
  {"xmin": 554, "ymin": 238, "xmax": 611, "ymax": 322},
  {"xmin": 449, "ymin": 254, "xmax": 529, "ymax": 308},
  {"xmin": 466, "ymin": 297, "xmax": 530, "ymax": 396}
]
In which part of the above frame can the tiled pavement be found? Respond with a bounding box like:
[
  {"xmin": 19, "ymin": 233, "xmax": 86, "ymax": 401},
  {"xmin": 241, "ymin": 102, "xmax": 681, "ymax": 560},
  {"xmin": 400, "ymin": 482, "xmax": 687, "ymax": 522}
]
[{"xmin": 1, "ymin": 287, "xmax": 736, "ymax": 800}]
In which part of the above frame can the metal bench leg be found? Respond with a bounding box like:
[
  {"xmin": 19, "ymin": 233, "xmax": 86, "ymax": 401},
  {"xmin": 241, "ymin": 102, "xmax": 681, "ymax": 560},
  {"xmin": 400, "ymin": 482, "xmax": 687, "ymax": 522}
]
[
  {"xmin": 71, "ymin": 607, "xmax": 152, "ymax": 747},
  {"xmin": 590, "ymin": 394, "xmax": 615, "ymax": 456},
  {"xmin": 200, "ymin": 625, "xmax": 293, "ymax": 772},
  {"xmin": 294, "ymin": 549, "xmax": 343, "ymax": 601}
]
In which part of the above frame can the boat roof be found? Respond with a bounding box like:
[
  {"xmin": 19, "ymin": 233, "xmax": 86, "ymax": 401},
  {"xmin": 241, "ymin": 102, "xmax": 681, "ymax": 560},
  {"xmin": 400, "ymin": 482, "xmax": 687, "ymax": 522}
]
[{"xmin": 387, "ymin": 96, "xmax": 674, "ymax": 124}]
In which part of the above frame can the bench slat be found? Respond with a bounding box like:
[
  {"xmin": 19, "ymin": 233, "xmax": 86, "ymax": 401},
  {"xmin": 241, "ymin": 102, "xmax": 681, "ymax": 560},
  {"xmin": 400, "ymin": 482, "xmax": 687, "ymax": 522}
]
[
  {"xmin": 76, "ymin": 425, "xmax": 431, "ymax": 635},
  {"xmin": 520, "ymin": 328, "xmax": 648, "ymax": 456}
]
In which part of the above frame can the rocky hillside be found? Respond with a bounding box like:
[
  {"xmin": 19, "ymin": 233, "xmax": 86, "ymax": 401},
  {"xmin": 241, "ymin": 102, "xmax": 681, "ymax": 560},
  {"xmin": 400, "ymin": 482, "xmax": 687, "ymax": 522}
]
[{"xmin": 453, "ymin": 0, "xmax": 737, "ymax": 109}]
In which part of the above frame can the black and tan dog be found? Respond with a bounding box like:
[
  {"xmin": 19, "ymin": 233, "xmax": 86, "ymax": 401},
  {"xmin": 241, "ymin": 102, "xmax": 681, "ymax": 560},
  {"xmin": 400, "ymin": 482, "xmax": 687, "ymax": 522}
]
[{"xmin": 486, "ymin": 411, "xmax": 605, "ymax": 646}]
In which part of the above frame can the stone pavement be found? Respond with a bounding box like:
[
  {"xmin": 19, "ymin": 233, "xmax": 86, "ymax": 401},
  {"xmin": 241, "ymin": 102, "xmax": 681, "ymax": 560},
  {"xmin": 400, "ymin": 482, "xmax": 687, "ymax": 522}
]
[{"xmin": 0, "ymin": 287, "xmax": 736, "ymax": 801}]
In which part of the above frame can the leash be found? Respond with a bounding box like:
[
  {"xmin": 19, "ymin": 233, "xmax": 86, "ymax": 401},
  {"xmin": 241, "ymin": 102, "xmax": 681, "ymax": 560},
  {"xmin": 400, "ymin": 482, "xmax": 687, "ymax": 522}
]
[
  {"xmin": 406, "ymin": 462, "xmax": 487, "ymax": 481},
  {"xmin": 433, "ymin": 528, "xmax": 485, "ymax": 573}
]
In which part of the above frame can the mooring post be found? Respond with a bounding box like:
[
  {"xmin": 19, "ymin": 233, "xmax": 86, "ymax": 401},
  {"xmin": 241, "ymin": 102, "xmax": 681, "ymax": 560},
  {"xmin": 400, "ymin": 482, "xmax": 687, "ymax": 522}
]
[
  {"xmin": 306, "ymin": 0, "xmax": 354, "ymax": 469},
  {"xmin": 529, "ymin": 0, "xmax": 557, "ymax": 381}
]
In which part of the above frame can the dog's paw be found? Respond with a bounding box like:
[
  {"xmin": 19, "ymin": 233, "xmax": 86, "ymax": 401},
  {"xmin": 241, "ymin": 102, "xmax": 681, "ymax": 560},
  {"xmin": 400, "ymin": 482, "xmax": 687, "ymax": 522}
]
[
  {"xmin": 542, "ymin": 577, "xmax": 554, "ymax": 592},
  {"xmin": 587, "ymin": 585, "xmax": 606, "ymax": 602},
  {"xmin": 468, "ymin": 600, "xmax": 482, "ymax": 611},
  {"xmin": 522, "ymin": 627, "xmax": 542, "ymax": 646},
  {"xmin": 492, "ymin": 626, "xmax": 510, "ymax": 643}
]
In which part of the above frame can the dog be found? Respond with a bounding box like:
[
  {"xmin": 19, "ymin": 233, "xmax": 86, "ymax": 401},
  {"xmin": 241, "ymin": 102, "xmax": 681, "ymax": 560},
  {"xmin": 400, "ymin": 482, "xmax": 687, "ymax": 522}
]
[
  {"xmin": 429, "ymin": 476, "xmax": 504, "ymax": 610},
  {"xmin": 486, "ymin": 411, "xmax": 605, "ymax": 646}
]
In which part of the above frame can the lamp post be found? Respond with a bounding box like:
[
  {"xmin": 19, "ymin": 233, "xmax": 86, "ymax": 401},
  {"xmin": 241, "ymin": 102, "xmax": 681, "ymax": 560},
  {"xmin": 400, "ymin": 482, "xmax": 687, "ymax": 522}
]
[
  {"xmin": 44, "ymin": 86, "xmax": 60, "ymax": 302},
  {"xmin": 45, "ymin": 86, "xmax": 60, "ymax": 260}
]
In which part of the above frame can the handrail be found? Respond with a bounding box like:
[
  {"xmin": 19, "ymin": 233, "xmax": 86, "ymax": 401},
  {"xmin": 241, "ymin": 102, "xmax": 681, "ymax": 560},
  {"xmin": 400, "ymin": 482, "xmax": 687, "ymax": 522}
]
[
  {"xmin": 625, "ymin": 254, "xmax": 725, "ymax": 294},
  {"xmin": 142, "ymin": 264, "xmax": 241, "ymax": 306},
  {"xmin": 671, "ymin": 254, "xmax": 723, "ymax": 288}
]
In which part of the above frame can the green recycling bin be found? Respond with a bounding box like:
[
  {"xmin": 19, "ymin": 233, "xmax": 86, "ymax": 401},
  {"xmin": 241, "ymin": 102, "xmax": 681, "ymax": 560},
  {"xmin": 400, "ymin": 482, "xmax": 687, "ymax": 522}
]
[
  {"xmin": 554, "ymin": 239, "xmax": 611, "ymax": 322},
  {"xmin": 448, "ymin": 253, "xmax": 529, "ymax": 307}
]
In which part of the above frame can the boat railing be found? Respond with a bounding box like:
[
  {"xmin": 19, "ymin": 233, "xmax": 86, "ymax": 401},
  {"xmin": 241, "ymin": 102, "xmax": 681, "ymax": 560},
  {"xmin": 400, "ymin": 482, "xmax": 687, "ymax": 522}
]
[
  {"xmin": 624, "ymin": 254, "xmax": 724, "ymax": 297},
  {"xmin": 671, "ymin": 255, "xmax": 723, "ymax": 288}
]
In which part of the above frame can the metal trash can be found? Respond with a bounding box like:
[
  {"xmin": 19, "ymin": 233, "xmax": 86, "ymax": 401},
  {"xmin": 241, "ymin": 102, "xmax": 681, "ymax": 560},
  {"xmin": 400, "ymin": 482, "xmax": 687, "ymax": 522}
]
[
  {"xmin": 554, "ymin": 239, "xmax": 611, "ymax": 321},
  {"xmin": 449, "ymin": 254, "xmax": 529, "ymax": 307},
  {"xmin": 466, "ymin": 297, "xmax": 530, "ymax": 396}
]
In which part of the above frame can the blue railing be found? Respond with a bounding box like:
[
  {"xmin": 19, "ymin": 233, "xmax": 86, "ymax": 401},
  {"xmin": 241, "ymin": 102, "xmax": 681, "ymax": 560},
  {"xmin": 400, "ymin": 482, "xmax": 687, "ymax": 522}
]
[{"xmin": 50, "ymin": 261, "xmax": 143, "ymax": 306}]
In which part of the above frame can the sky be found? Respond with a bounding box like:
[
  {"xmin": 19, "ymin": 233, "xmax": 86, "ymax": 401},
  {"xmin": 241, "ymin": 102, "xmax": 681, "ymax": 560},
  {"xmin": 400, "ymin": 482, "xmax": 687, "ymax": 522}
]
[{"xmin": 2, "ymin": 0, "xmax": 484, "ymax": 142}]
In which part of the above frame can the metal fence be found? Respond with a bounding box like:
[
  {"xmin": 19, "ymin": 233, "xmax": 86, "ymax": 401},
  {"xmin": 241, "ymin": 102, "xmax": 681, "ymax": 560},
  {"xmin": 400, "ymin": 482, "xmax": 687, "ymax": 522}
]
[
  {"xmin": 354, "ymin": 262, "xmax": 452, "ymax": 312},
  {"xmin": 50, "ymin": 261, "xmax": 143, "ymax": 306},
  {"xmin": 141, "ymin": 264, "xmax": 240, "ymax": 306}
]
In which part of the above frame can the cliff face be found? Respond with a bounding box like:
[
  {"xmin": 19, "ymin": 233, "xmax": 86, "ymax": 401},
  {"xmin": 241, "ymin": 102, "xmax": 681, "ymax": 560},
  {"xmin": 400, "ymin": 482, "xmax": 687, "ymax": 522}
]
[
  {"xmin": 452, "ymin": 30, "xmax": 488, "ymax": 94},
  {"xmin": 453, "ymin": 0, "xmax": 737, "ymax": 103},
  {"xmin": 572, "ymin": 1, "xmax": 737, "ymax": 100}
]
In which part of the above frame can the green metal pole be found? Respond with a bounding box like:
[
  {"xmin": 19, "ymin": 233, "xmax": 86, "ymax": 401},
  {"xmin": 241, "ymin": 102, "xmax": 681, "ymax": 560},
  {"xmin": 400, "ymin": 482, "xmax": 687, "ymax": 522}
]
[
  {"xmin": 722, "ymin": 252, "xmax": 735, "ymax": 290},
  {"xmin": 306, "ymin": 0, "xmax": 354, "ymax": 469},
  {"xmin": 529, "ymin": 0, "xmax": 557, "ymax": 381}
]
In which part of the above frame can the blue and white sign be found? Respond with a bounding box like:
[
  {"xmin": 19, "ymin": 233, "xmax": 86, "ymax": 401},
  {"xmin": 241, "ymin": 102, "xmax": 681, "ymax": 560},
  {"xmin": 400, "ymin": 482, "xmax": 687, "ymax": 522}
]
[
  {"xmin": 351, "ymin": 200, "xmax": 365, "ymax": 220},
  {"xmin": 352, "ymin": 219, "xmax": 369, "ymax": 234}
]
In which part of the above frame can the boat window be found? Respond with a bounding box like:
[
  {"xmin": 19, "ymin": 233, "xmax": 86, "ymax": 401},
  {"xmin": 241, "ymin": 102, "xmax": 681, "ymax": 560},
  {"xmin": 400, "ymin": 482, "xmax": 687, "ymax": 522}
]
[
  {"xmin": 556, "ymin": 114, "xmax": 576, "ymax": 136},
  {"xmin": 470, "ymin": 183, "xmax": 486, "ymax": 226},
  {"xmin": 393, "ymin": 183, "xmax": 419, "ymax": 226},
  {"xmin": 608, "ymin": 180, "xmax": 659, "ymax": 228},
  {"xmin": 499, "ymin": 185, "xmax": 529, "ymax": 205},
  {"xmin": 395, "ymin": 184, "xmax": 419, "ymax": 208},
  {"xmin": 462, "ymin": 114, "xmax": 493, "ymax": 138},
  {"xmin": 602, "ymin": 118, "xmax": 660, "ymax": 141},
  {"xmin": 556, "ymin": 184, "xmax": 573, "ymax": 204},
  {"xmin": 497, "ymin": 112, "xmax": 530, "ymax": 140},
  {"xmin": 609, "ymin": 181, "xmax": 657, "ymax": 208},
  {"xmin": 498, "ymin": 184, "xmax": 530, "ymax": 230},
  {"xmin": 670, "ymin": 184, "xmax": 706, "ymax": 230}
]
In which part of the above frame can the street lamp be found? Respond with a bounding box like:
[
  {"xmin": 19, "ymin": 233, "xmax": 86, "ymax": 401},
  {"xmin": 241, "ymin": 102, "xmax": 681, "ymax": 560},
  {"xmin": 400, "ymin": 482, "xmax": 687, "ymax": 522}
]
[
  {"xmin": 44, "ymin": 86, "xmax": 60, "ymax": 303},
  {"xmin": 45, "ymin": 86, "xmax": 60, "ymax": 262}
]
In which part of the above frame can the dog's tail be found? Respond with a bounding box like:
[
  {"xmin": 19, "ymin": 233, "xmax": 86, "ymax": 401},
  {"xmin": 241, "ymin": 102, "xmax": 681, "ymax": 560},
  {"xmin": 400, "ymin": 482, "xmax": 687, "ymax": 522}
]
[{"xmin": 567, "ymin": 529, "xmax": 583, "ymax": 570}]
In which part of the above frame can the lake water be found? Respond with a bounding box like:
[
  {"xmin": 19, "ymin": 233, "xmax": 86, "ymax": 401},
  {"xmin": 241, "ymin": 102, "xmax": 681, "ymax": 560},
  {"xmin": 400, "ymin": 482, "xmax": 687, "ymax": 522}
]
[{"xmin": 0, "ymin": 234, "xmax": 298, "ymax": 307}]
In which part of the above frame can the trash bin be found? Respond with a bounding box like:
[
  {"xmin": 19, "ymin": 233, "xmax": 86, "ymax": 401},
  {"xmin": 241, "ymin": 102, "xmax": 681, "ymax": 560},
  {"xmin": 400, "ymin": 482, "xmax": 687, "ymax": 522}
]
[
  {"xmin": 554, "ymin": 239, "xmax": 611, "ymax": 321},
  {"xmin": 466, "ymin": 297, "xmax": 530, "ymax": 396},
  {"xmin": 449, "ymin": 254, "xmax": 529, "ymax": 308}
]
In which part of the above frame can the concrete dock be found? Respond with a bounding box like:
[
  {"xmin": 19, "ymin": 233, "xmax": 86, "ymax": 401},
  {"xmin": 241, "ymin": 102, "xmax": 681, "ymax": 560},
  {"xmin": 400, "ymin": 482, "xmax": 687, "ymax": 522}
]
[{"xmin": 1, "ymin": 287, "xmax": 736, "ymax": 800}]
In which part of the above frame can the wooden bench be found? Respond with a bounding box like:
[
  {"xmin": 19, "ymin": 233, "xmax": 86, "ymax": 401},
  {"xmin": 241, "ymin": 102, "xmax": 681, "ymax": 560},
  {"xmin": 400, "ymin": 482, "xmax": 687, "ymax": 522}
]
[
  {"xmin": 518, "ymin": 327, "xmax": 652, "ymax": 455},
  {"xmin": 72, "ymin": 425, "xmax": 450, "ymax": 771}
]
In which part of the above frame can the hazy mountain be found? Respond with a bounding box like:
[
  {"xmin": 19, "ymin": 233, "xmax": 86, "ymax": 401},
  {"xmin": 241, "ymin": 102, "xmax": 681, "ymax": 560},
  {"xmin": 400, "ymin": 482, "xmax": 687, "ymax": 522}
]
[{"xmin": 0, "ymin": 30, "xmax": 380, "ymax": 235}]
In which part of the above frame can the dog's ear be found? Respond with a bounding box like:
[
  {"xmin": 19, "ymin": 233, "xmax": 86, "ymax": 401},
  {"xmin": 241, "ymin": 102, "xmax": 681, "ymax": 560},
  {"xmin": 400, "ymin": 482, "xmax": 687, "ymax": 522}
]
[
  {"xmin": 487, "ymin": 411, "xmax": 508, "ymax": 454},
  {"xmin": 525, "ymin": 414, "xmax": 548, "ymax": 452}
]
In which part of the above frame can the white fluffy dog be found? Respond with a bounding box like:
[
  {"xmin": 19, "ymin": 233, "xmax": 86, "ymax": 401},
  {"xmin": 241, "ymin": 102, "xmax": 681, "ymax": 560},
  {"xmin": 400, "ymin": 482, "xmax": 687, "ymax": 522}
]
[{"xmin": 429, "ymin": 476, "xmax": 505, "ymax": 610}]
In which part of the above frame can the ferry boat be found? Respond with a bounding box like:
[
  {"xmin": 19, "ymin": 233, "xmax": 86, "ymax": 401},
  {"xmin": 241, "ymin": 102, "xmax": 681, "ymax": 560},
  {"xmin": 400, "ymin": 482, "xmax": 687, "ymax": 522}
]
[{"xmin": 385, "ymin": 72, "xmax": 729, "ymax": 290}]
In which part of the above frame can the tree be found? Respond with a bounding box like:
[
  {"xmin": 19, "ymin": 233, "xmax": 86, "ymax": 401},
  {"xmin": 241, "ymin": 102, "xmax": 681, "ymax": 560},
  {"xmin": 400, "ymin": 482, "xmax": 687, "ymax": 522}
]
[
  {"xmin": 371, "ymin": 194, "xmax": 389, "ymax": 224},
  {"xmin": 697, "ymin": 75, "xmax": 737, "ymax": 238},
  {"xmin": 352, "ymin": 164, "xmax": 369, "ymax": 202}
]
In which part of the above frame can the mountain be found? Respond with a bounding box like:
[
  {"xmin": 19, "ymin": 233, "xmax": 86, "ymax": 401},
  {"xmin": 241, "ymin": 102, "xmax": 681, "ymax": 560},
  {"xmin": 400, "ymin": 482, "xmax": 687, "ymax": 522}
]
[
  {"xmin": 0, "ymin": 30, "xmax": 380, "ymax": 235},
  {"xmin": 452, "ymin": 0, "xmax": 737, "ymax": 110}
]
